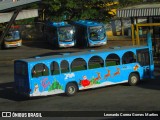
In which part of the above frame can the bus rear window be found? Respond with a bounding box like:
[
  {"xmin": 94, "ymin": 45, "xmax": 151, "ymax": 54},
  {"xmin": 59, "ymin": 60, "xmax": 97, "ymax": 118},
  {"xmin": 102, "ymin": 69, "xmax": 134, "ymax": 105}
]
[{"xmin": 15, "ymin": 62, "xmax": 28, "ymax": 76}]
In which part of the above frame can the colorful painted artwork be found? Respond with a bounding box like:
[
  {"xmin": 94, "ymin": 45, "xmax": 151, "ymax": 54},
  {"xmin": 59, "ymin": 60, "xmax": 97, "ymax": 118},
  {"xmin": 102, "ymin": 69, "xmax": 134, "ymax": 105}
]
[
  {"xmin": 41, "ymin": 78, "xmax": 50, "ymax": 91},
  {"xmin": 48, "ymin": 78, "xmax": 63, "ymax": 91},
  {"xmin": 78, "ymin": 68, "xmax": 127, "ymax": 90},
  {"xmin": 79, "ymin": 72, "xmax": 102, "ymax": 88},
  {"xmin": 33, "ymin": 84, "xmax": 40, "ymax": 95},
  {"xmin": 64, "ymin": 73, "xmax": 75, "ymax": 80},
  {"xmin": 104, "ymin": 68, "xmax": 120, "ymax": 79},
  {"xmin": 113, "ymin": 68, "xmax": 120, "ymax": 77},
  {"xmin": 104, "ymin": 69, "xmax": 111, "ymax": 79},
  {"xmin": 80, "ymin": 76, "xmax": 91, "ymax": 87},
  {"xmin": 31, "ymin": 78, "xmax": 64, "ymax": 96},
  {"xmin": 94, "ymin": 72, "xmax": 101, "ymax": 81},
  {"xmin": 133, "ymin": 64, "xmax": 139, "ymax": 71}
]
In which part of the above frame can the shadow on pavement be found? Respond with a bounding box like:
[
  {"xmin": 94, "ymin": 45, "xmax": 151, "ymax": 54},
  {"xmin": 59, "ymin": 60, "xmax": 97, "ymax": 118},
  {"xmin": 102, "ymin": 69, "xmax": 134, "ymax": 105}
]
[
  {"xmin": 136, "ymin": 65, "xmax": 160, "ymax": 90},
  {"xmin": 0, "ymin": 82, "xmax": 68, "ymax": 101},
  {"xmin": 23, "ymin": 40, "xmax": 56, "ymax": 50},
  {"xmin": 137, "ymin": 79, "xmax": 160, "ymax": 90},
  {"xmin": 0, "ymin": 82, "xmax": 50, "ymax": 101},
  {"xmin": 0, "ymin": 82, "xmax": 26, "ymax": 101}
]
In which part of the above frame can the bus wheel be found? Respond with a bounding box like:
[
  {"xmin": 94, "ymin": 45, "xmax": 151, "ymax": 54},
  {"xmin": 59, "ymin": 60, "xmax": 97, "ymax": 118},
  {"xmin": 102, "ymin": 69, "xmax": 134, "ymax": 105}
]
[
  {"xmin": 128, "ymin": 73, "xmax": 139, "ymax": 86},
  {"xmin": 65, "ymin": 83, "xmax": 77, "ymax": 96},
  {"xmin": 0, "ymin": 42, "xmax": 5, "ymax": 50}
]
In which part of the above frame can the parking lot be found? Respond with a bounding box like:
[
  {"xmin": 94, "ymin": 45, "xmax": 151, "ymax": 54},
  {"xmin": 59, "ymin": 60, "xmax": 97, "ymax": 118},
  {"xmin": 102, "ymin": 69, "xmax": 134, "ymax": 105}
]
[{"xmin": 0, "ymin": 40, "xmax": 160, "ymax": 114}]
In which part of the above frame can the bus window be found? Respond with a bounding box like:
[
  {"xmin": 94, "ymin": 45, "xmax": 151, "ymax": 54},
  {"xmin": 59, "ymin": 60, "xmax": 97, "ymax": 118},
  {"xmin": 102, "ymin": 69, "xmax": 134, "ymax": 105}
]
[
  {"xmin": 122, "ymin": 51, "xmax": 136, "ymax": 64},
  {"xmin": 32, "ymin": 63, "xmax": 49, "ymax": 78},
  {"xmin": 59, "ymin": 26, "xmax": 75, "ymax": 42},
  {"xmin": 50, "ymin": 61, "xmax": 60, "ymax": 75},
  {"xmin": 61, "ymin": 60, "xmax": 70, "ymax": 73},
  {"xmin": 137, "ymin": 49, "xmax": 150, "ymax": 66},
  {"xmin": 88, "ymin": 56, "xmax": 104, "ymax": 69},
  {"xmin": 106, "ymin": 53, "xmax": 120, "ymax": 66},
  {"xmin": 71, "ymin": 58, "xmax": 87, "ymax": 72},
  {"xmin": 15, "ymin": 62, "xmax": 27, "ymax": 76},
  {"xmin": 89, "ymin": 26, "xmax": 105, "ymax": 41}
]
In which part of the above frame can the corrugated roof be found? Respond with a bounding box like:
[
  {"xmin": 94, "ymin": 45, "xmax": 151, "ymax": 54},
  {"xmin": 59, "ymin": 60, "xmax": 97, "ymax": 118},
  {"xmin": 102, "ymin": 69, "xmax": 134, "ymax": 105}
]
[
  {"xmin": 117, "ymin": 3, "xmax": 160, "ymax": 18},
  {"xmin": 0, "ymin": 0, "xmax": 41, "ymax": 12},
  {"xmin": 0, "ymin": 9, "xmax": 38, "ymax": 23}
]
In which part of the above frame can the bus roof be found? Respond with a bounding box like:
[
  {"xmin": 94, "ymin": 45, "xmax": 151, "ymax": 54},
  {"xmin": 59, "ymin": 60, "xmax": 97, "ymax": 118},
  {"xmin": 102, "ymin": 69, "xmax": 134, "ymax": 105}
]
[
  {"xmin": 17, "ymin": 45, "xmax": 149, "ymax": 63},
  {"xmin": 47, "ymin": 21, "xmax": 72, "ymax": 27},
  {"xmin": 73, "ymin": 20, "xmax": 104, "ymax": 27}
]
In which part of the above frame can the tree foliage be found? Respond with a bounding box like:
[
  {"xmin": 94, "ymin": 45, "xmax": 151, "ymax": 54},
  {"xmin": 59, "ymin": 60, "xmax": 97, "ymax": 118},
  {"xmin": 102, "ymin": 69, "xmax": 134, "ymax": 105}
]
[
  {"xmin": 39, "ymin": 0, "xmax": 119, "ymax": 22},
  {"xmin": 30, "ymin": 0, "xmax": 159, "ymax": 22},
  {"xmin": 118, "ymin": 0, "xmax": 143, "ymax": 7}
]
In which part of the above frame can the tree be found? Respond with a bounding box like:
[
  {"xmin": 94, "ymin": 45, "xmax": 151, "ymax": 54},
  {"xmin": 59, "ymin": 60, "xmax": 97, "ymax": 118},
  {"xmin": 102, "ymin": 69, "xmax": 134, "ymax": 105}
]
[
  {"xmin": 27, "ymin": 0, "xmax": 160, "ymax": 22},
  {"xmin": 39, "ymin": 0, "xmax": 120, "ymax": 22},
  {"xmin": 118, "ymin": 0, "xmax": 143, "ymax": 7}
]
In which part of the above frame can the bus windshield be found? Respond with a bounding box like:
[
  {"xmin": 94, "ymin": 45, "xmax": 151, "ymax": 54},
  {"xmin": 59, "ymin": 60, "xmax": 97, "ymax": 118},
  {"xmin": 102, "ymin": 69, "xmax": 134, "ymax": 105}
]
[
  {"xmin": 89, "ymin": 26, "xmax": 105, "ymax": 41},
  {"xmin": 4, "ymin": 30, "xmax": 20, "ymax": 41},
  {"xmin": 58, "ymin": 26, "xmax": 74, "ymax": 42}
]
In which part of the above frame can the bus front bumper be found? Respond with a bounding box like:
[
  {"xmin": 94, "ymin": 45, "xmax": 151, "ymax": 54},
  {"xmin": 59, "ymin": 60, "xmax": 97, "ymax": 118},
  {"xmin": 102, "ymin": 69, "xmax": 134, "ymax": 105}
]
[
  {"xmin": 59, "ymin": 42, "xmax": 75, "ymax": 48},
  {"xmin": 89, "ymin": 41, "xmax": 106, "ymax": 47},
  {"xmin": 4, "ymin": 40, "xmax": 22, "ymax": 48}
]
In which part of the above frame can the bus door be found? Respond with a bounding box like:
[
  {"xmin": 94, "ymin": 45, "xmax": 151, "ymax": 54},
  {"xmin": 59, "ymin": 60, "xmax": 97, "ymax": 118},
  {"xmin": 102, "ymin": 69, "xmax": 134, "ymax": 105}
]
[
  {"xmin": 14, "ymin": 61, "xmax": 29, "ymax": 94},
  {"xmin": 137, "ymin": 48, "xmax": 151, "ymax": 78}
]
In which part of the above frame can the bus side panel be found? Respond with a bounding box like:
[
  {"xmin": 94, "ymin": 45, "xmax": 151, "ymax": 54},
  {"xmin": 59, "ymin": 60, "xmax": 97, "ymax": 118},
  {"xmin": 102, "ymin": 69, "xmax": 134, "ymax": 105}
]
[
  {"xmin": 73, "ymin": 66, "xmax": 127, "ymax": 90},
  {"xmin": 62, "ymin": 63, "xmax": 142, "ymax": 91},
  {"xmin": 29, "ymin": 75, "xmax": 65, "ymax": 97},
  {"xmin": 28, "ymin": 63, "xmax": 143, "ymax": 97}
]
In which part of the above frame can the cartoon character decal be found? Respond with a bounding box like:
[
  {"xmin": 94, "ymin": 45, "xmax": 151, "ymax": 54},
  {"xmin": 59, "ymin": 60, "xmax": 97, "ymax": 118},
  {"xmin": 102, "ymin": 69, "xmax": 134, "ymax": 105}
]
[
  {"xmin": 33, "ymin": 84, "xmax": 40, "ymax": 95},
  {"xmin": 133, "ymin": 64, "xmax": 139, "ymax": 71},
  {"xmin": 41, "ymin": 78, "xmax": 50, "ymax": 91},
  {"xmin": 113, "ymin": 68, "xmax": 120, "ymax": 77},
  {"xmin": 79, "ymin": 73, "xmax": 102, "ymax": 88},
  {"xmin": 79, "ymin": 68, "xmax": 124, "ymax": 90},
  {"xmin": 79, "ymin": 76, "xmax": 91, "ymax": 87},
  {"xmin": 48, "ymin": 78, "xmax": 63, "ymax": 91},
  {"xmin": 94, "ymin": 72, "xmax": 101, "ymax": 81},
  {"xmin": 104, "ymin": 69, "xmax": 111, "ymax": 79},
  {"xmin": 31, "ymin": 78, "xmax": 64, "ymax": 96},
  {"xmin": 104, "ymin": 68, "xmax": 120, "ymax": 79},
  {"xmin": 31, "ymin": 67, "xmax": 123, "ymax": 95}
]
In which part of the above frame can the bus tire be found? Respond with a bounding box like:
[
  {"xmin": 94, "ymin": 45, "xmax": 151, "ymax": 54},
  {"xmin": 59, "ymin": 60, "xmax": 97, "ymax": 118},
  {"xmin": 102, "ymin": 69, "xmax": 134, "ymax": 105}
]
[
  {"xmin": 0, "ymin": 42, "xmax": 5, "ymax": 50},
  {"xmin": 128, "ymin": 73, "xmax": 139, "ymax": 86},
  {"xmin": 65, "ymin": 83, "xmax": 78, "ymax": 96}
]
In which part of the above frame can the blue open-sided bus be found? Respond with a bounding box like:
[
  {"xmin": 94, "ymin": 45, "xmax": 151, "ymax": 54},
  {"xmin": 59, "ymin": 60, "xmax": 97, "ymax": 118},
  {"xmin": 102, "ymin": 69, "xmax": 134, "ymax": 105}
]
[
  {"xmin": 43, "ymin": 21, "xmax": 75, "ymax": 48},
  {"xmin": 14, "ymin": 33, "xmax": 154, "ymax": 97},
  {"xmin": 71, "ymin": 20, "xmax": 107, "ymax": 47}
]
